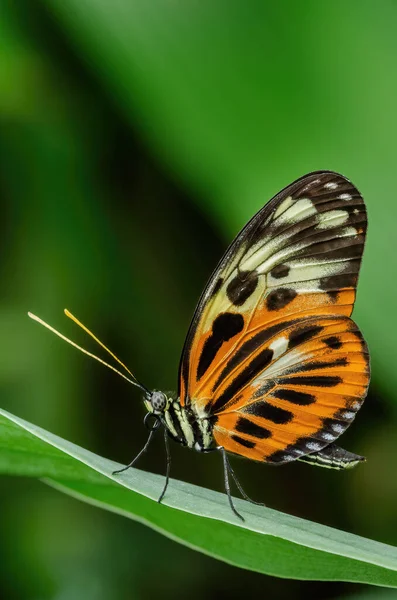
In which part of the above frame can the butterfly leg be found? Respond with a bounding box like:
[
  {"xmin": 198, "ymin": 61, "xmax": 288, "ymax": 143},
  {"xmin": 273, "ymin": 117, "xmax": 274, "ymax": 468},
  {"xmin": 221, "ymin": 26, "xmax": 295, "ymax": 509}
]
[
  {"xmin": 219, "ymin": 447, "xmax": 245, "ymax": 521},
  {"xmin": 157, "ymin": 428, "xmax": 171, "ymax": 504},
  {"xmin": 112, "ymin": 429, "xmax": 157, "ymax": 475},
  {"xmin": 222, "ymin": 450, "xmax": 266, "ymax": 507},
  {"xmin": 112, "ymin": 413, "xmax": 161, "ymax": 475}
]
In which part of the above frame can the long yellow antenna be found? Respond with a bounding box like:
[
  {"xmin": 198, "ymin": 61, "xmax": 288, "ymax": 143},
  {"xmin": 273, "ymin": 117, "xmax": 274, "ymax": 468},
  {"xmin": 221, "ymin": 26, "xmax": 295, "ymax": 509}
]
[
  {"xmin": 28, "ymin": 311, "xmax": 145, "ymax": 391},
  {"xmin": 64, "ymin": 309, "xmax": 135, "ymax": 380}
]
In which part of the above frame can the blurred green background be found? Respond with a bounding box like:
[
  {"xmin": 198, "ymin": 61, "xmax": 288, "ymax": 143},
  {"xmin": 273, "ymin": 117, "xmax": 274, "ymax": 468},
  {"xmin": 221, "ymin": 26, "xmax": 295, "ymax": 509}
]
[{"xmin": 1, "ymin": 1, "xmax": 397, "ymax": 598}]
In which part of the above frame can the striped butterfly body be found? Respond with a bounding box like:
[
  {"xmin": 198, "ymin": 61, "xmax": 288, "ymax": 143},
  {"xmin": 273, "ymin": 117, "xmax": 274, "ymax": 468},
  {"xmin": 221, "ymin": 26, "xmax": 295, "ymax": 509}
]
[{"xmin": 29, "ymin": 171, "xmax": 370, "ymax": 520}]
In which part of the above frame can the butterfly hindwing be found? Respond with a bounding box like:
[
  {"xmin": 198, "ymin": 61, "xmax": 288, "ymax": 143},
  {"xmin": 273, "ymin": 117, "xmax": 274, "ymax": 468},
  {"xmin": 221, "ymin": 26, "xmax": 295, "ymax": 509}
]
[{"xmin": 210, "ymin": 314, "xmax": 369, "ymax": 464}]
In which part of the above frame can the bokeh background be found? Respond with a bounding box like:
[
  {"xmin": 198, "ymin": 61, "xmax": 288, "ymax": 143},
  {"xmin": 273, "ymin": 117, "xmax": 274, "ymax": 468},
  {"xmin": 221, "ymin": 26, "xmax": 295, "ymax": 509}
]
[{"xmin": 1, "ymin": 1, "xmax": 397, "ymax": 599}]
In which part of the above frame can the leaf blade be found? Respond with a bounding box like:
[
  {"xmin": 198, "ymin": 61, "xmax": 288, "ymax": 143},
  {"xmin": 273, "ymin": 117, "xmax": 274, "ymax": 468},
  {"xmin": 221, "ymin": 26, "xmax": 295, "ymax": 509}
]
[
  {"xmin": 46, "ymin": 478, "xmax": 397, "ymax": 586},
  {"xmin": 1, "ymin": 408, "xmax": 396, "ymax": 584}
]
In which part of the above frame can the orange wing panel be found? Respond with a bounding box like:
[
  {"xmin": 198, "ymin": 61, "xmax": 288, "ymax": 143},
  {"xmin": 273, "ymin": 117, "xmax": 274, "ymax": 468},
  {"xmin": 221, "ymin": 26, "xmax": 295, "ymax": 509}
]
[{"xmin": 211, "ymin": 315, "xmax": 369, "ymax": 464}]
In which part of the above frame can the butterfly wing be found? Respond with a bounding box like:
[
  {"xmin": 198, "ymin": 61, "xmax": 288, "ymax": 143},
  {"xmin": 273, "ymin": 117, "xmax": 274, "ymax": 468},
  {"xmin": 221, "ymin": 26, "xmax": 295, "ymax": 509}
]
[
  {"xmin": 299, "ymin": 443, "xmax": 365, "ymax": 470},
  {"xmin": 211, "ymin": 314, "xmax": 369, "ymax": 464},
  {"xmin": 178, "ymin": 171, "xmax": 369, "ymax": 462}
]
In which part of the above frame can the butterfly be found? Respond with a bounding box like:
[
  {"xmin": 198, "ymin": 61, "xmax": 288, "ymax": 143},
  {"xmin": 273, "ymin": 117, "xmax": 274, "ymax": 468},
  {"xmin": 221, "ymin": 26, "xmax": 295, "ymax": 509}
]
[{"xmin": 29, "ymin": 171, "xmax": 370, "ymax": 520}]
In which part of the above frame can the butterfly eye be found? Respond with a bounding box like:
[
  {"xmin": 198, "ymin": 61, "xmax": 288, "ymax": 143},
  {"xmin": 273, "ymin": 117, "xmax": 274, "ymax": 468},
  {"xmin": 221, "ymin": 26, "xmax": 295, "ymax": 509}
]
[{"xmin": 150, "ymin": 391, "xmax": 167, "ymax": 412}]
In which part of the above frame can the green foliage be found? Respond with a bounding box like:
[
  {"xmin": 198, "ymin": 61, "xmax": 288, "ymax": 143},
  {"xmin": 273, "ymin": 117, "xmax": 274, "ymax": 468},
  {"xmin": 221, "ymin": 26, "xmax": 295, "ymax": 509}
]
[{"xmin": 1, "ymin": 408, "xmax": 396, "ymax": 586}]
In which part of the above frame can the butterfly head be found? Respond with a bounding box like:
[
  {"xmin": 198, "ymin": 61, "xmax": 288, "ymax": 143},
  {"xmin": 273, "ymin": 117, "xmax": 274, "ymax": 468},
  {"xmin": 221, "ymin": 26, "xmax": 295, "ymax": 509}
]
[{"xmin": 144, "ymin": 390, "xmax": 170, "ymax": 415}]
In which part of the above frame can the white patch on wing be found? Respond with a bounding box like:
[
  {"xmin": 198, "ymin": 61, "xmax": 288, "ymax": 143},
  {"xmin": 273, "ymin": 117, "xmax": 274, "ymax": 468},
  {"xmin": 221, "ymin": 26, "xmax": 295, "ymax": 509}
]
[
  {"xmin": 269, "ymin": 336, "xmax": 289, "ymax": 359},
  {"xmin": 331, "ymin": 423, "xmax": 344, "ymax": 434},
  {"xmin": 325, "ymin": 182, "xmax": 338, "ymax": 190},
  {"xmin": 306, "ymin": 441, "xmax": 322, "ymax": 451},
  {"xmin": 316, "ymin": 210, "xmax": 349, "ymax": 230},
  {"xmin": 245, "ymin": 236, "xmax": 305, "ymax": 273},
  {"xmin": 337, "ymin": 226, "xmax": 357, "ymax": 238},
  {"xmin": 339, "ymin": 193, "xmax": 352, "ymax": 200},
  {"xmin": 253, "ymin": 348, "xmax": 312, "ymax": 381},
  {"xmin": 342, "ymin": 411, "xmax": 355, "ymax": 420},
  {"xmin": 273, "ymin": 195, "xmax": 294, "ymax": 219},
  {"xmin": 322, "ymin": 432, "xmax": 336, "ymax": 441},
  {"xmin": 275, "ymin": 198, "xmax": 317, "ymax": 225}
]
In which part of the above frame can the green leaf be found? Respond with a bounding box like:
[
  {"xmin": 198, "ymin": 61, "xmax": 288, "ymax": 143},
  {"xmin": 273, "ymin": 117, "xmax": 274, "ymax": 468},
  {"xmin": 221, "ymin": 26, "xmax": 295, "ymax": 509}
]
[{"xmin": 1, "ymin": 408, "xmax": 396, "ymax": 586}]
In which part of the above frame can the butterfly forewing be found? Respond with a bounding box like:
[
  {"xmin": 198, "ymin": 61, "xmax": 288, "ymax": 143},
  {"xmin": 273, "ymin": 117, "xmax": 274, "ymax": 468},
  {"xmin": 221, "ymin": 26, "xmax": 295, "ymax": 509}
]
[{"xmin": 178, "ymin": 171, "xmax": 369, "ymax": 463}]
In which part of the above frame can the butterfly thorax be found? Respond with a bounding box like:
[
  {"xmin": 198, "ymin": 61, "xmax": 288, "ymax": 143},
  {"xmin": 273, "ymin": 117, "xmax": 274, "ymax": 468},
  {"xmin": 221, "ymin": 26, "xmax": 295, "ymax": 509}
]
[{"xmin": 144, "ymin": 392, "xmax": 214, "ymax": 451}]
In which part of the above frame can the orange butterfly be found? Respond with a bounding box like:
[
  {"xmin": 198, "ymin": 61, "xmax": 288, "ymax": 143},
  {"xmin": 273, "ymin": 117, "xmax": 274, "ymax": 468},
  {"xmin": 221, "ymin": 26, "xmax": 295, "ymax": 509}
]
[{"xmin": 29, "ymin": 171, "xmax": 370, "ymax": 520}]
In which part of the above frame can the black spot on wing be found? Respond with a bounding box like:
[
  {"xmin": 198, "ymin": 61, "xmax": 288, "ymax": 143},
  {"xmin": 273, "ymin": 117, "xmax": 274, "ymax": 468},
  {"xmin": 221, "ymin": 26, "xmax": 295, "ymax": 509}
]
[
  {"xmin": 279, "ymin": 375, "xmax": 342, "ymax": 387},
  {"xmin": 197, "ymin": 313, "xmax": 244, "ymax": 381},
  {"xmin": 324, "ymin": 336, "xmax": 342, "ymax": 349},
  {"xmin": 272, "ymin": 388, "xmax": 316, "ymax": 405},
  {"xmin": 226, "ymin": 270, "xmax": 259, "ymax": 306},
  {"xmin": 266, "ymin": 288, "xmax": 297, "ymax": 311},
  {"xmin": 327, "ymin": 290, "xmax": 339, "ymax": 302},
  {"xmin": 231, "ymin": 434, "xmax": 256, "ymax": 449},
  {"xmin": 288, "ymin": 324, "xmax": 323, "ymax": 349},
  {"xmin": 243, "ymin": 401, "xmax": 293, "ymax": 424},
  {"xmin": 270, "ymin": 264, "xmax": 290, "ymax": 279},
  {"xmin": 235, "ymin": 417, "xmax": 271, "ymax": 439},
  {"xmin": 211, "ymin": 348, "xmax": 274, "ymax": 413}
]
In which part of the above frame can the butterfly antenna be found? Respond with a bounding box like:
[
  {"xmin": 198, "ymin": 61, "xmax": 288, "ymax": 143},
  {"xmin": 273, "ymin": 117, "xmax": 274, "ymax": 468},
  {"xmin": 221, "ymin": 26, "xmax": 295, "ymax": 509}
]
[
  {"xmin": 64, "ymin": 309, "xmax": 136, "ymax": 378},
  {"xmin": 28, "ymin": 311, "xmax": 148, "ymax": 394}
]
